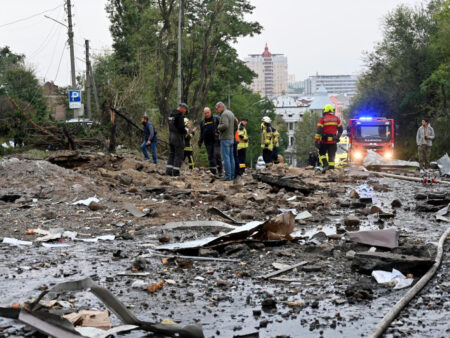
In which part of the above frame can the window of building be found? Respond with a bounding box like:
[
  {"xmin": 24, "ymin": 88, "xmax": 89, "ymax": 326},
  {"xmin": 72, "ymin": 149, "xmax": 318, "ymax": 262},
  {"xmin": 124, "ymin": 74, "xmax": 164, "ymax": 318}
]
[{"xmin": 289, "ymin": 136, "xmax": 294, "ymax": 146}]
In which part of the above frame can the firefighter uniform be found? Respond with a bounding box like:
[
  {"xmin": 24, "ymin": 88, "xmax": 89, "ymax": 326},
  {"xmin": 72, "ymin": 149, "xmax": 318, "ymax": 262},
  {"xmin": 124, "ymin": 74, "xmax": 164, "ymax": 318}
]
[
  {"xmin": 184, "ymin": 125, "xmax": 195, "ymax": 170},
  {"xmin": 314, "ymin": 104, "xmax": 343, "ymax": 170},
  {"xmin": 198, "ymin": 115, "xmax": 222, "ymax": 175},
  {"xmin": 272, "ymin": 128, "xmax": 280, "ymax": 164},
  {"xmin": 261, "ymin": 117, "xmax": 274, "ymax": 167},
  {"xmin": 237, "ymin": 120, "xmax": 248, "ymax": 175},
  {"xmin": 166, "ymin": 105, "xmax": 188, "ymax": 176}
]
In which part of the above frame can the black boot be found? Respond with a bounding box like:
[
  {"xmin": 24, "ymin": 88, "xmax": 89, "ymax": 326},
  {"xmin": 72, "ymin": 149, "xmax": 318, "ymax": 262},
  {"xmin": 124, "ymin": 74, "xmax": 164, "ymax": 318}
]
[
  {"xmin": 165, "ymin": 167, "xmax": 173, "ymax": 176},
  {"xmin": 172, "ymin": 169, "xmax": 180, "ymax": 177}
]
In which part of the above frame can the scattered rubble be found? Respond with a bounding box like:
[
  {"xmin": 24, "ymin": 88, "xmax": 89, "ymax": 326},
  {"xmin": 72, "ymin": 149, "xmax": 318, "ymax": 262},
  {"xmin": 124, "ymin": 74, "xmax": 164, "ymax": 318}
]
[{"xmin": 0, "ymin": 152, "xmax": 448, "ymax": 337}]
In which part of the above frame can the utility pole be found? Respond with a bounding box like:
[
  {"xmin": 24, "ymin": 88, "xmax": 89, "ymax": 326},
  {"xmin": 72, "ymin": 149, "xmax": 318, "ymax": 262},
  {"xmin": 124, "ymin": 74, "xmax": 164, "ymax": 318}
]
[
  {"xmin": 66, "ymin": 0, "xmax": 76, "ymax": 89},
  {"xmin": 85, "ymin": 40, "xmax": 92, "ymax": 120},
  {"xmin": 177, "ymin": 0, "xmax": 182, "ymax": 104},
  {"xmin": 89, "ymin": 64, "xmax": 100, "ymax": 115}
]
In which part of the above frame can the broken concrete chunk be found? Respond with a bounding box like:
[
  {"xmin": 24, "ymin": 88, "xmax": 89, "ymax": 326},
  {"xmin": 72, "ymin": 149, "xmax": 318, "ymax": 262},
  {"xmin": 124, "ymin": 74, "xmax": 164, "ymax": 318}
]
[
  {"xmin": 346, "ymin": 250, "xmax": 356, "ymax": 259},
  {"xmin": 344, "ymin": 216, "xmax": 360, "ymax": 227},
  {"xmin": 414, "ymin": 193, "xmax": 427, "ymax": 200},
  {"xmin": 391, "ymin": 199, "xmax": 402, "ymax": 208},
  {"xmin": 352, "ymin": 251, "xmax": 434, "ymax": 276},
  {"xmin": 415, "ymin": 203, "xmax": 441, "ymax": 212},
  {"xmin": 345, "ymin": 278, "xmax": 374, "ymax": 301},
  {"xmin": 117, "ymin": 173, "xmax": 133, "ymax": 185},
  {"xmin": 370, "ymin": 206, "xmax": 383, "ymax": 214},
  {"xmin": 88, "ymin": 201, "xmax": 104, "ymax": 211},
  {"xmin": 240, "ymin": 209, "xmax": 255, "ymax": 220},
  {"xmin": 348, "ymin": 229, "xmax": 399, "ymax": 248},
  {"xmin": 124, "ymin": 203, "xmax": 145, "ymax": 217},
  {"xmin": 310, "ymin": 231, "xmax": 328, "ymax": 244}
]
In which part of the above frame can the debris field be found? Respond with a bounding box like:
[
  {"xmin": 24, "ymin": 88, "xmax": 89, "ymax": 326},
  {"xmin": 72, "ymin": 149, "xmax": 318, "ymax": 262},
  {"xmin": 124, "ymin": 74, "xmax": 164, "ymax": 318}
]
[{"xmin": 0, "ymin": 151, "xmax": 449, "ymax": 337}]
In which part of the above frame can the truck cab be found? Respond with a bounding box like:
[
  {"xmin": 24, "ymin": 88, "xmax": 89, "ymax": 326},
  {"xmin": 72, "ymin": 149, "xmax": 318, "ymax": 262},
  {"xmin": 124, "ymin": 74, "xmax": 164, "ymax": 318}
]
[{"xmin": 347, "ymin": 117, "xmax": 394, "ymax": 162}]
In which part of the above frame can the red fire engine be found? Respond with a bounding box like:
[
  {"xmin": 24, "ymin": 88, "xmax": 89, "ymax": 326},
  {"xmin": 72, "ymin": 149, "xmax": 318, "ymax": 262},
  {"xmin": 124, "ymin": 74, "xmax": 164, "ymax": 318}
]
[{"xmin": 347, "ymin": 117, "xmax": 395, "ymax": 162}]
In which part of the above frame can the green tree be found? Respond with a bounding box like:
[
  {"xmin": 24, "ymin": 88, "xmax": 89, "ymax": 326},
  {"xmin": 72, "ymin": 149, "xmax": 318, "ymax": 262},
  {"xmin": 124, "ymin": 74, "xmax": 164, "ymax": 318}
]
[
  {"xmin": 272, "ymin": 114, "xmax": 288, "ymax": 158},
  {"xmin": 0, "ymin": 46, "xmax": 47, "ymax": 119},
  {"xmin": 197, "ymin": 85, "xmax": 274, "ymax": 168},
  {"xmin": 294, "ymin": 111, "xmax": 320, "ymax": 165},
  {"xmin": 106, "ymin": 0, "xmax": 262, "ymax": 122},
  {"xmin": 348, "ymin": 0, "xmax": 449, "ymax": 159}
]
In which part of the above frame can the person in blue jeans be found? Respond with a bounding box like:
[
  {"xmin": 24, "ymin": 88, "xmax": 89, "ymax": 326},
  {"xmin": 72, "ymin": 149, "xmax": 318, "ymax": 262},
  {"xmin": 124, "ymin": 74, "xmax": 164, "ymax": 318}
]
[
  {"xmin": 141, "ymin": 116, "xmax": 158, "ymax": 164},
  {"xmin": 216, "ymin": 102, "xmax": 236, "ymax": 180}
]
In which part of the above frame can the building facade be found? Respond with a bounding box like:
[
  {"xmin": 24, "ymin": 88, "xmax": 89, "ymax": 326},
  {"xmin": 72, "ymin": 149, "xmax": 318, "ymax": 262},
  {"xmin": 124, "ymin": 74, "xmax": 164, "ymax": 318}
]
[
  {"xmin": 43, "ymin": 82, "xmax": 66, "ymax": 121},
  {"xmin": 273, "ymin": 96, "xmax": 311, "ymax": 166},
  {"xmin": 305, "ymin": 74, "xmax": 357, "ymax": 96},
  {"xmin": 245, "ymin": 43, "xmax": 288, "ymax": 98}
]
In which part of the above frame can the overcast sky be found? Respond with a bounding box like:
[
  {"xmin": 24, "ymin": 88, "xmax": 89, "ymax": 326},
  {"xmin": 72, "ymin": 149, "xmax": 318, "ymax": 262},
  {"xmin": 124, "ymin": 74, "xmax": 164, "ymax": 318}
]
[{"xmin": 0, "ymin": 0, "xmax": 421, "ymax": 87}]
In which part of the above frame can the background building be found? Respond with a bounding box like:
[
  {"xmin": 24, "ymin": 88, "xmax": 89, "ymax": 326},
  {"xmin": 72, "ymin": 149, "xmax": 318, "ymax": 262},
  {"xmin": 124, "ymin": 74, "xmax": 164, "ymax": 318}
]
[
  {"xmin": 273, "ymin": 95, "xmax": 311, "ymax": 166},
  {"xmin": 245, "ymin": 43, "xmax": 288, "ymax": 98},
  {"xmin": 305, "ymin": 74, "xmax": 357, "ymax": 96},
  {"xmin": 43, "ymin": 82, "xmax": 66, "ymax": 121}
]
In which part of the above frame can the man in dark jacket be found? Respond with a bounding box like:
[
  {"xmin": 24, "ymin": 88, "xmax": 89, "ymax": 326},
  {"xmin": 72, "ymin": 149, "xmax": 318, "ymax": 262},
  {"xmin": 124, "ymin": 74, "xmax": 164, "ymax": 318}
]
[
  {"xmin": 166, "ymin": 103, "xmax": 188, "ymax": 176},
  {"xmin": 141, "ymin": 116, "xmax": 158, "ymax": 164},
  {"xmin": 198, "ymin": 107, "xmax": 223, "ymax": 175}
]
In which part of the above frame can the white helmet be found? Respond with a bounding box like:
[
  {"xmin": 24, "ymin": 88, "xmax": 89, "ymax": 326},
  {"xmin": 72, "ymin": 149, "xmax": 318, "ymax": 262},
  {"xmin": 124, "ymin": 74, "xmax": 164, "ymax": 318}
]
[{"xmin": 262, "ymin": 116, "xmax": 271, "ymax": 124}]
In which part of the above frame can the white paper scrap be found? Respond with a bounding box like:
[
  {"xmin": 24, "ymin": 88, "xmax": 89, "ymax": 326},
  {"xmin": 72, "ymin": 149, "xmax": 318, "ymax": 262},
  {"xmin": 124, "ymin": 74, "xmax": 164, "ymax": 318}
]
[
  {"xmin": 295, "ymin": 211, "xmax": 313, "ymax": 221},
  {"xmin": 2, "ymin": 237, "xmax": 32, "ymax": 246},
  {"xmin": 72, "ymin": 197, "xmax": 100, "ymax": 206},
  {"xmin": 372, "ymin": 268, "xmax": 414, "ymax": 290},
  {"xmin": 42, "ymin": 243, "xmax": 71, "ymax": 248}
]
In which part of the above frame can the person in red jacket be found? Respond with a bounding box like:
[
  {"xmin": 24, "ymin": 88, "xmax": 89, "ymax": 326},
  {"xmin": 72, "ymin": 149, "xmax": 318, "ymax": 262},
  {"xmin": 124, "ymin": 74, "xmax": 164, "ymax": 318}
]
[{"xmin": 314, "ymin": 104, "xmax": 343, "ymax": 171}]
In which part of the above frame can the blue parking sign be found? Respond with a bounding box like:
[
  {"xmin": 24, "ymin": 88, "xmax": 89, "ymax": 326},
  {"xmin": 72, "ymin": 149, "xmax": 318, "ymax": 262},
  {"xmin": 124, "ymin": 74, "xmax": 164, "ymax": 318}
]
[{"xmin": 69, "ymin": 90, "xmax": 82, "ymax": 109}]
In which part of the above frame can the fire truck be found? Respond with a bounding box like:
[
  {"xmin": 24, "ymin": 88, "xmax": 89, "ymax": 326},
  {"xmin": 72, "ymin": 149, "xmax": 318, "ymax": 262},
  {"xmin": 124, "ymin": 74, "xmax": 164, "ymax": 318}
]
[{"xmin": 347, "ymin": 117, "xmax": 394, "ymax": 162}]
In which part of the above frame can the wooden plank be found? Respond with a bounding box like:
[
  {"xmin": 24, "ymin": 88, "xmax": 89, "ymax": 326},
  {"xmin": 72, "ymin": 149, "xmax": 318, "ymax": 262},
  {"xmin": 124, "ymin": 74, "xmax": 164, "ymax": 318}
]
[{"xmin": 259, "ymin": 261, "xmax": 309, "ymax": 279}]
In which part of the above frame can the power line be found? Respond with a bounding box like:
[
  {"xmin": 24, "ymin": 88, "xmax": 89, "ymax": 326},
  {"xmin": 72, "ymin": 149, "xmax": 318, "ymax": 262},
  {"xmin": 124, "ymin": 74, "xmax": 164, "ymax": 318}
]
[
  {"xmin": 0, "ymin": 3, "xmax": 64, "ymax": 29},
  {"xmin": 43, "ymin": 24, "xmax": 64, "ymax": 79},
  {"xmin": 54, "ymin": 42, "xmax": 68, "ymax": 82}
]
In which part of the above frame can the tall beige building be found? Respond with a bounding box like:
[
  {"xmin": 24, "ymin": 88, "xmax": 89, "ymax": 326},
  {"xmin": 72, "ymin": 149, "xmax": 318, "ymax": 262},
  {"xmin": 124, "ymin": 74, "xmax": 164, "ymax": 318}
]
[{"xmin": 245, "ymin": 43, "xmax": 288, "ymax": 98}]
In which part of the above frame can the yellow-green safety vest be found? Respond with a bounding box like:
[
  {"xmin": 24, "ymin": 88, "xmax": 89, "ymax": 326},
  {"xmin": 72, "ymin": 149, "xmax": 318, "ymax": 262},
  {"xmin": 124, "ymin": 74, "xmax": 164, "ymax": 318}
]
[
  {"xmin": 261, "ymin": 124, "xmax": 273, "ymax": 150},
  {"xmin": 237, "ymin": 123, "xmax": 248, "ymax": 150}
]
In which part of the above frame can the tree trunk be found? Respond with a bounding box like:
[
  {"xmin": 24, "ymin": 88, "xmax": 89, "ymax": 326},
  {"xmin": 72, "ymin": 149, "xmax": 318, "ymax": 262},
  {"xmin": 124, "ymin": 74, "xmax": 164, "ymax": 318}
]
[{"xmin": 109, "ymin": 108, "xmax": 116, "ymax": 153}]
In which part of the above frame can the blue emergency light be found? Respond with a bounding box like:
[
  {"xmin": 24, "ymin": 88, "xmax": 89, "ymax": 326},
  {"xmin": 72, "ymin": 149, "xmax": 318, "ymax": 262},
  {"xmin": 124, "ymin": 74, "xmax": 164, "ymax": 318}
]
[{"xmin": 359, "ymin": 117, "xmax": 373, "ymax": 121}]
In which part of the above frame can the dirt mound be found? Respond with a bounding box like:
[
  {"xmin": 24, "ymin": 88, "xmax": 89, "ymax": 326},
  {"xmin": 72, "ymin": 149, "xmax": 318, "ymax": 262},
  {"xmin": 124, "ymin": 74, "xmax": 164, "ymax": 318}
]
[{"xmin": 0, "ymin": 157, "xmax": 103, "ymax": 202}]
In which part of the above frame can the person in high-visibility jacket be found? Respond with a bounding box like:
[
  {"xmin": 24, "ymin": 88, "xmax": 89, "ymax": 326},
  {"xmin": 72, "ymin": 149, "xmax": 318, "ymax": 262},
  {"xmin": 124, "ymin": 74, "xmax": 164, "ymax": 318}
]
[
  {"xmin": 261, "ymin": 116, "xmax": 274, "ymax": 167},
  {"xmin": 314, "ymin": 104, "xmax": 343, "ymax": 171},
  {"xmin": 183, "ymin": 118, "xmax": 196, "ymax": 170},
  {"xmin": 272, "ymin": 127, "xmax": 280, "ymax": 164},
  {"xmin": 237, "ymin": 118, "xmax": 248, "ymax": 175}
]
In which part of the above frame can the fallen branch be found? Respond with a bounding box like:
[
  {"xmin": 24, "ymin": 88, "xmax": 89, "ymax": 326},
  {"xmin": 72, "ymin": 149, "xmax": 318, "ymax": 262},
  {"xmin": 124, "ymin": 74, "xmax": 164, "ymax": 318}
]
[
  {"xmin": 252, "ymin": 173, "xmax": 315, "ymax": 195},
  {"xmin": 259, "ymin": 261, "xmax": 309, "ymax": 280},
  {"xmin": 143, "ymin": 250, "xmax": 240, "ymax": 263},
  {"xmin": 7, "ymin": 94, "xmax": 62, "ymax": 143}
]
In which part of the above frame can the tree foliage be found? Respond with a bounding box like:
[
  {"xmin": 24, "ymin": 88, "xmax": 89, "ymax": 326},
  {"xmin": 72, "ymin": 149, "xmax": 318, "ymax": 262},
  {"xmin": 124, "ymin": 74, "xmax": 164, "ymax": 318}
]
[
  {"xmin": 105, "ymin": 0, "xmax": 262, "ymax": 122},
  {"xmin": 0, "ymin": 46, "xmax": 47, "ymax": 119},
  {"xmin": 348, "ymin": 0, "xmax": 450, "ymax": 159},
  {"xmin": 294, "ymin": 111, "xmax": 321, "ymax": 166}
]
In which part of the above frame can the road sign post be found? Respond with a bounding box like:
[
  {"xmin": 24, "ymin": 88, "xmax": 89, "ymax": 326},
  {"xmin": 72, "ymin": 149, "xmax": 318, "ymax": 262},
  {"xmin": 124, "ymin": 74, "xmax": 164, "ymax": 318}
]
[{"xmin": 69, "ymin": 90, "xmax": 82, "ymax": 109}]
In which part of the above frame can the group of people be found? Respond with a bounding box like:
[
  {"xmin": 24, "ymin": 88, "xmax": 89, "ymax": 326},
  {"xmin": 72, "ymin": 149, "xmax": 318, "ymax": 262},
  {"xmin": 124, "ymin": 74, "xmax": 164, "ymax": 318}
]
[
  {"xmin": 140, "ymin": 101, "xmax": 437, "ymax": 177},
  {"xmin": 141, "ymin": 101, "xmax": 282, "ymax": 181},
  {"xmin": 142, "ymin": 101, "xmax": 338, "ymax": 177},
  {"xmin": 164, "ymin": 102, "xmax": 252, "ymax": 182}
]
